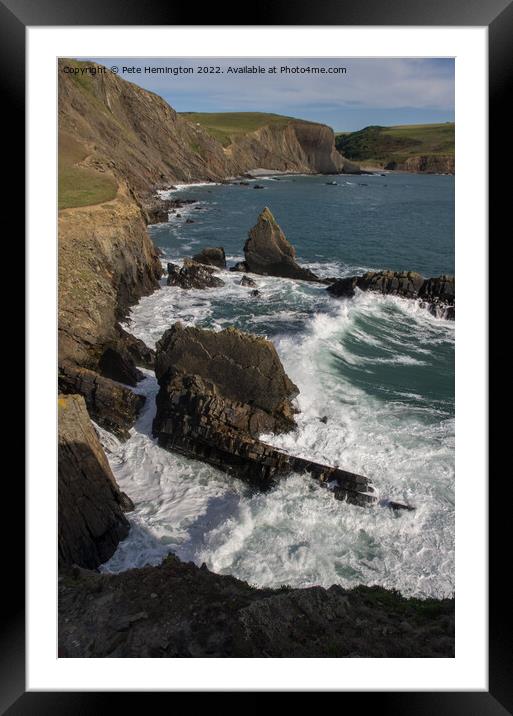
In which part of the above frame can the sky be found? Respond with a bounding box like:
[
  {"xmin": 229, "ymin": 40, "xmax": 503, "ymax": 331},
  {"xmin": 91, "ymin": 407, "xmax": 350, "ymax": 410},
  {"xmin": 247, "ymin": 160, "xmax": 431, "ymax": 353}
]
[{"xmin": 86, "ymin": 57, "xmax": 454, "ymax": 132}]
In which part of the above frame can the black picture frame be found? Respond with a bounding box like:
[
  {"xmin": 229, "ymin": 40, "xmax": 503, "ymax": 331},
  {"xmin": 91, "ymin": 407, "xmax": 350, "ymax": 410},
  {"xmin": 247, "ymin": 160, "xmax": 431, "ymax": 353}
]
[{"xmin": 4, "ymin": 0, "xmax": 509, "ymax": 709}]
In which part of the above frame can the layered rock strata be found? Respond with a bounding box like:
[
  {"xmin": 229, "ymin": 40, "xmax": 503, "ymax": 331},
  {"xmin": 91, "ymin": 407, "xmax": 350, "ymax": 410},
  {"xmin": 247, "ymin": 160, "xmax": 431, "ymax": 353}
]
[
  {"xmin": 58, "ymin": 363, "xmax": 145, "ymax": 441},
  {"xmin": 152, "ymin": 324, "xmax": 375, "ymax": 505}
]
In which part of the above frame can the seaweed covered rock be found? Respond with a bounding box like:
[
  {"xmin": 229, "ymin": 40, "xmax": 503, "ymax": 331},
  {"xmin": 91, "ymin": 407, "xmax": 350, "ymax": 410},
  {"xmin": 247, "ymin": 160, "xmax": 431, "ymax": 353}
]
[
  {"xmin": 244, "ymin": 208, "xmax": 320, "ymax": 282},
  {"xmin": 58, "ymin": 394, "xmax": 132, "ymax": 570},
  {"xmin": 167, "ymin": 259, "xmax": 225, "ymax": 289},
  {"xmin": 192, "ymin": 246, "xmax": 226, "ymax": 269}
]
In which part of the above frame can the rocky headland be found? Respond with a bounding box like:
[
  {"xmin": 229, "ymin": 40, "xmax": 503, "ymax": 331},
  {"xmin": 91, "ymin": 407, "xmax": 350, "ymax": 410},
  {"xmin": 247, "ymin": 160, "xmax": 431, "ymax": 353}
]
[{"xmin": 328, "ymin": 270, "xmax": 455, "ymax": 319}]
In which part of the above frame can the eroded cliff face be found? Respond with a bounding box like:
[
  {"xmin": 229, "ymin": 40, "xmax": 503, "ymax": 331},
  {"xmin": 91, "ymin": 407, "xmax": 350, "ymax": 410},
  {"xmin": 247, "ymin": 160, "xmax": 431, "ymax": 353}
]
[
  {"xmin": 58, "ymin": 182, "xmax": 162, "ymax": 370},
  {"xmin": 58, "ymin": 61, "xmax": 230, "ymax": 196},
  {"xmin": 59, "ymin": 59, "xmax": 354, "ymax": 195},
  {"xmin": 225, "ymin": 121, "xmax": 349, "ymax": 175}
]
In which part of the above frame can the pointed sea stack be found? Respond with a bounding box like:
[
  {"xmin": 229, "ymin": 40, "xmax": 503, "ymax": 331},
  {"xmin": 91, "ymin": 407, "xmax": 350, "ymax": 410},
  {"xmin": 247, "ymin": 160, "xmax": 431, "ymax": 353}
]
[{"xmin": 244, "ymin": 207, "xmax": 320, "ymax": 282}]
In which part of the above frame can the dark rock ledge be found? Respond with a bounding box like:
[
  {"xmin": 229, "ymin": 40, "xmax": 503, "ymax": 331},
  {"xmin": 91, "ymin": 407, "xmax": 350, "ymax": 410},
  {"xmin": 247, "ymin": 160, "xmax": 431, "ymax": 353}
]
[
  {"xmin": 328, "ymin": 270, "xmax": 455, "ymax": 319},
  {"xmin": 58, "ymin": 362, "xmax": 145, "ymax": 441},
  {"xmin": 152, "ymin": 323, "xmax": 375, "ymax": 506},
  {"xmin": 58, "ymin": 556, "xmax": 454, "ymax": 658}
]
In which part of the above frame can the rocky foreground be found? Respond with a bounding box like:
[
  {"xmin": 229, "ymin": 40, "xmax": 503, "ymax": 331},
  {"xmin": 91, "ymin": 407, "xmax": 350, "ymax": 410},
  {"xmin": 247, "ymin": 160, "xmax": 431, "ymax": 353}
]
[{"xmin": 59, "ymin": 557, "xmax": 454, "ymax": 658}]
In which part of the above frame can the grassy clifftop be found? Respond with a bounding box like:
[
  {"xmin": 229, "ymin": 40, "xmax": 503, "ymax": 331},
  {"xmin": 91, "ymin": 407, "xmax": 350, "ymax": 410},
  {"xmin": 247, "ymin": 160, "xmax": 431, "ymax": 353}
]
[
  {"xmin": 59, "ymin": 132, "xmax": 118, "ymax": 210},
  {"xmin": 180, "ymin": 112, "xmax": 305, "ymax": 146},
  {"xmin": 335, "ymin": 123, "xmax": 454, "ymax": 167}
]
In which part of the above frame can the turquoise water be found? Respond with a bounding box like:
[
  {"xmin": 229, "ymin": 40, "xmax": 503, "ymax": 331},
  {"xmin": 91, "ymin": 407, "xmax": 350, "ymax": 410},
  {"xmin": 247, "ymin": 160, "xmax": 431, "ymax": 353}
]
[{"xmin": 101, "ymin": 173, "xmax": 455, "ymax": 599}]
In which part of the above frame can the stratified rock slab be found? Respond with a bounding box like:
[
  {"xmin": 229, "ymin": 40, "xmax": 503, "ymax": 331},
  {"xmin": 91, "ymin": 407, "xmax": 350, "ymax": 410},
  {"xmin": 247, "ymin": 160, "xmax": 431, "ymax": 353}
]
[
  {"xmin": 153, "ymin": 323, "xmax": 375, "ymax": 505},
  {"xmin": 244, "ymin": 208, "xmax": 320, "ymax": 282}
]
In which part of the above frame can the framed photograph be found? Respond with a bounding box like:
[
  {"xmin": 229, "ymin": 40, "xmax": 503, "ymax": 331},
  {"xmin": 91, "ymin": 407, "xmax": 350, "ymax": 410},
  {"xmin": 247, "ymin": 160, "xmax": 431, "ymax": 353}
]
[{"xmin": 3, "ymin": 0, "xmax": 508, "ymax": 707}]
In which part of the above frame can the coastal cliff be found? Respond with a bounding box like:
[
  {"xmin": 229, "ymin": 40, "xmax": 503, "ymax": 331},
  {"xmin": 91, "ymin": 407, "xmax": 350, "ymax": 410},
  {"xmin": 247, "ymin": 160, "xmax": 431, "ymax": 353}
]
[
  {"xmin": 335, "ymin": 123, "xmax": 454, "ymax": 174},
  {"xmin": 59, "ymin": 59, "xmax": 354, "ymax": 208},
  {"xmin": 224, "ymin": 120, "xmax": 352, "ymax": 175},
  {"xmin": 57, "ymin": 59, "xmax": 454, "ymax": 657},
  {"xmin": 58, "ymin": 58, "xmax": 355, "ymax": 427}
]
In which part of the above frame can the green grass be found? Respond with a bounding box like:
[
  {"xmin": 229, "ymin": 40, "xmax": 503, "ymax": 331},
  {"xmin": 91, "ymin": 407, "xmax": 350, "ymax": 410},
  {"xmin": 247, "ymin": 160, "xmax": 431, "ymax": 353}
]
[
  {"xmin": 58, "ymin": 132, "xmax": 118, "ymax": 210},
  {"xmin": 180, "ymin": 111, "xmax": 300, "ymax": 146},
  {"xmin": 335, "ymin": 122, "xmax": 454, "ymax": 164}
]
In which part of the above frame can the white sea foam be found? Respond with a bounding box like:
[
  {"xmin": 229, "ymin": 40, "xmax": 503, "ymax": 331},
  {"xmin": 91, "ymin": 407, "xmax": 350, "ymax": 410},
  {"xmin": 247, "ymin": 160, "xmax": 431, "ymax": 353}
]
[{"xmin": 100, "ymin": 276, "xmax": 454, "ymax": 599}]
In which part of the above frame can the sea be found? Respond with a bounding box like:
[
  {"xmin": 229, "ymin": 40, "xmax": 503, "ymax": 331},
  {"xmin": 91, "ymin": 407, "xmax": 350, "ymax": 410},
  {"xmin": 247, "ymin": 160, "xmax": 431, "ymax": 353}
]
[{"xmin": 98, "ymin": 172, "xmax": 455, "ymax": 600}]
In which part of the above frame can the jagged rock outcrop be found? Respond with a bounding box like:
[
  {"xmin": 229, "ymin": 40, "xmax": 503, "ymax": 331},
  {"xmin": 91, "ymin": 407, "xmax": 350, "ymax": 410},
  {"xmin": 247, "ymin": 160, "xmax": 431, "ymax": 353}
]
[
  {"xmin": 58, "ymin": 363, "xmax": 145, "ymax": 440},
  {"xmin": 192, "ymin": 246, "xmax": 227, "ymax": 269},
  {"xmin": 152, "ymin": 324, "xmax": 375, "ymax": 504},
  {"xmin": 327, "ymin": 271, "xmax": 455, "ymax": 319},
  {"xmin": 58, "ymin": 394, "xmax": 133, "ymax": 570},
  {"xmin": 167, "ymin": 259, "xmax": 225, "ymax": 289},
  {"xmin": 58, "ymin": 554, "xmax": 454, "ymax": 657},
  {"xmin": 240, "ymin": 275, "xmax": 257, "ymax": 287},
  {"xmin": 58, "ymin": 185, "xmax": 160, "ymax": 434},
  {"xmin": 244, "ymin": 208, "xmax": 320, "ymax": 282}
]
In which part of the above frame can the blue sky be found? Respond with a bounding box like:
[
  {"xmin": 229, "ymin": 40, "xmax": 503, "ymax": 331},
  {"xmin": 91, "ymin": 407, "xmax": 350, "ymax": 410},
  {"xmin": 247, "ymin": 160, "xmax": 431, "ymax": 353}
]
[{"xmin": 86, "ymin": 57, "xmax": 454, "ymax": 131}]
